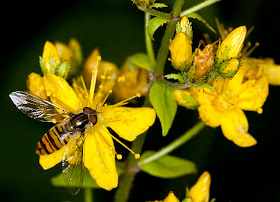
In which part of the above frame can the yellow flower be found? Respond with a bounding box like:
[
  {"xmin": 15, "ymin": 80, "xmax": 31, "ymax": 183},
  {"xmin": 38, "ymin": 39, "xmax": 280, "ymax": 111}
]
[
  {"xmin": 39, "ymin": 57, "xmax": 156, "ymax": 190},
  {"xmin": 188, "ymin": 171, "xmax": 211, "ymax": 202},
  {"xmin": 147, "ymin": 191, "xmax": 180, "ymax": 202},
  {"xmin": 113, "ymin": 61, "xmax": 149, "ymax": 101},
  {"xmin": 190, "ymin": 61, "xmax": 268, "ymax": 147},
  {"xmin": 216, "ymin": 26, "xmax": 247, "ymax": 60},
  {"xmin": 241, "ymin": 57, "xmax": 280, "ymax": 86}
]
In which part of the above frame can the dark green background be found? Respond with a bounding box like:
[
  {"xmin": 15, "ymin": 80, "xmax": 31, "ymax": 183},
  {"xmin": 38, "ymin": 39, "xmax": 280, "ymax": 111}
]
[{"xmin": 1, "ymin": 0, "xmax": 280, "ymax": 201}]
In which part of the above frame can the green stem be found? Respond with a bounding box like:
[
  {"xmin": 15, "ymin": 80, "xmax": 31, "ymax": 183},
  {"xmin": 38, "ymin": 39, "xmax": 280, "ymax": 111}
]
[
  {"xmin": 153, "ymin": 19, "xmax": 177, "ymax": 74},
  {"xmin": 141, "ymin": 6, "xmax": 171, "ymax": 19},
  {"xmin": 84, "ymin": 188, "xmax": 93, "ymax": 202},
  {"xmin": 145, "ymin": 12, "xmax": 156, "ymax": 67},
  {"xmin": 180, "ymin": 0, "xmax": 220, "ymax": 17},
  {"xmin": 172, "ymin": 0, "xmax": 185, "ymax": 16},
  {"xmin": 139, "ymin": 121, "xmax": 205, "ymax": 165}
]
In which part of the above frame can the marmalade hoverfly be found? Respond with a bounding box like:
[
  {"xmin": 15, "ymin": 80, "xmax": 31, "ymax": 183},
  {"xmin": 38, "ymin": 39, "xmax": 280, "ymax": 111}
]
[{"xmin": 9, "ymin": 91, "xmax": 98, "ymax": 195}]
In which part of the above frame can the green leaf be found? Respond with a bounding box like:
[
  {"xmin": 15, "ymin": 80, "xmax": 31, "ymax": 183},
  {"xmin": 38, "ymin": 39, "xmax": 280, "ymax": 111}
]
[
  {"xmin": 150, "ymin": 3, "xmax": 168, "ymax": 8},
  {"xmin": 150, "ymin": 82, "xmax": 177, "ymax": 136},
  {"xmin": 51, "ymin": 161, "xmax": 124, "ymax": 189},
  {"xmin": 197, "ymin": 83, "xmax": 216, "ymax": 92},
  {"xmin": 164, "ymin": 73, "xmax": 184, "ymax": 83},
  {"xmin": 186, "ymin": 13, "xmax": 216, "ymax": 33},
  {"xmin": 140, "ymin": 150, "xmax": 197, "ymax": 178},
  {"xmin": 148, "ymin": 17, "xmax": 169, "ymax": 40},
  {"xmin": 128, "ymin": 53, "xmax": 151, "ymax": 70}
]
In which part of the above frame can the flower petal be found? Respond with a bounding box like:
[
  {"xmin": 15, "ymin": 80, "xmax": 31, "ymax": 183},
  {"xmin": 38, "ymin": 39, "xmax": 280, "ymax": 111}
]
[
  {"xmin": 198, "ymin": 105, "xmax": 221, "ymax": 128},
  {"xmin": 101, "ymin": 107, "xmax": 156, "ymax": 141},
  {"xmin": 84, "ymin": 125, "xmax": 118, "ymax": 190},
  {"xmin": 43, "ymin": 72, "xmax": 81, "ymax": 113},
  {"xmin": 235, "ymin": 77, "xmax": 269, "ymax": 111},
  {"xmin": 39, "ymin": 145, "xmax": 66, "ymax": 170},
  {"xmin": 163, "ymin": 191, "xmax": 180, "ymax": 202},
  {"xmin": 220, "ymin": 108, "xmax": 257, "ymax": 147}
]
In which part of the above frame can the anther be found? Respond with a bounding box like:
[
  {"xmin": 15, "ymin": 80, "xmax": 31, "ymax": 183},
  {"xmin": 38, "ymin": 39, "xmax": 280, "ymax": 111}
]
[
  {"xmin": 97, "ymin": 56, "xmax": 102, "ymax": 61},
  {"xmin": 101, "ymin": 75, "xmax": 106, "ymax": 79},
  {"xmin": 136, "ymin": 93, "xmax": 141, "ymax": 98},
  {"xmin": 257, "ymin": 108, "xmax": 263, "ymax": 114},
  {"xmin": 116, "ymin": 154, "xmax": 122, "ymax": 160},
  {"xmin": 134, "ymin": 154, "xmax": 140, "ymax": 159}
]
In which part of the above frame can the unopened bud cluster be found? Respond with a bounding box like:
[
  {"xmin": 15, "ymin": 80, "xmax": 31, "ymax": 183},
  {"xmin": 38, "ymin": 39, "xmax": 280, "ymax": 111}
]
[{"xmin": 168, "ymin": 17, "xmax": 247, "ymax": 86}]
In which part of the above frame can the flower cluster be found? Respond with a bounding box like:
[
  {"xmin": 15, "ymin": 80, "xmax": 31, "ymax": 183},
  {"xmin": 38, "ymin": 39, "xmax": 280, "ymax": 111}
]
[
  {"xmin": 27, "ymin": 40, "xmax": 156, "ymax": 190},
  {"xmin": 148, "ymin": 171, "xmax": 212, "ymax": 202},
  {"xmin": 167, "ymin": 17, "xmax": 246, "ymax": 86}
]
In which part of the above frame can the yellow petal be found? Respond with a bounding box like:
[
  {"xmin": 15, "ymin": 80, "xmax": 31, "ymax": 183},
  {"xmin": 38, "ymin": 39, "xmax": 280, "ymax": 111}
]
[
  {"xmin": 101, "ymin": 107, "xmax": 156, "ymax": 141},
  {"xmin": 198, "ymin": 105, "xmax": 221, "ymax": 128},
  {"xmin": 189, "ymin": 86, "xmax": 215, "ymax": 105},
  {"xmin": 84, "ymin": 125, "xmax": 118, "ymax": 190},
  {"xmin": 189, "ymin": 171, "xmax": 211, "ymax": 202},
  {"xmin": 39, "ymin": 137, "xmax": 78, "ymax": 170},
  {"xmin": 266, "ymin": 63, "xmax": 280, "ymax": 85},
  {"xmin": 43, "ymin": 72, "xmax": 81, "ymax": 113},
  {"xmin": 55, "ymin": 41, "xmax": 73, "ymax": 62},
  {"xmin": 163, "ymin": 191, "xmax": 180, "ymax": 202},
  {"xmin": 220, "ymin": 108, "xmax": 257, "ymax": 147},
  {"xmin": 39, "ymin": 144, "xmax": 67, "ymax": 170},
  {"xmin": 27, "ymin": 72, "xmax": 48, "ymax": 100},
  {"xmin": 235, "ymin": 77, "xmax": 269, "ymax": 111}
]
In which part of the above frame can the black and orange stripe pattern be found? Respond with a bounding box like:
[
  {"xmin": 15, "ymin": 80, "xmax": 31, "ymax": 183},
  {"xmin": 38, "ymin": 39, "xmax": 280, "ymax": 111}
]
[{"xmin": 35, "ymin": 122, "xmax": 76, "ymax": 155}]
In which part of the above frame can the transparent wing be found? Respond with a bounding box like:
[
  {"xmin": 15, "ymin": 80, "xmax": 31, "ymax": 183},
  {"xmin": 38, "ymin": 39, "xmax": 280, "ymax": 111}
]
[
  {"xmin": 9, "ymin": 91, "xmax": 72, "ymax": 122},
  {"xmin": 62, "ymin": 134, "xmax": 85, "ymax": 195}
]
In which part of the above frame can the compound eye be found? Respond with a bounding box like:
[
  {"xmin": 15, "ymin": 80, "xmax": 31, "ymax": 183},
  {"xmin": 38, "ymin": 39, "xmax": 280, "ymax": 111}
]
[
  {"xmin": 83, "ymin": 107, "xmax": 92, "ymax": 114},
  {"xmin": 89, "ymin": 114, "xmax": 97, "ymax": 125}
]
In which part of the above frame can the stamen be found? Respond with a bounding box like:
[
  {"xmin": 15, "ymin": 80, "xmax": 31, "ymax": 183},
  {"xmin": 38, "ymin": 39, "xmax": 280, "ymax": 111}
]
[
  {"xmin": 108, "ymin": 94, "xmax": 140, "ymax": 108},
  {"xmin": 116, "ymin": 154, "xmax": 122, "ymax": 160},
  {"xmin": 80, "ymin": 75, "xmax": 88, "ymax": 96},
  {"xmin": 108, "ymin": 132, "xmax": 137, "ymax": 157},
  {"xmin": 89, "ymin": 68, "xmax": 98, "ymax": 106}
]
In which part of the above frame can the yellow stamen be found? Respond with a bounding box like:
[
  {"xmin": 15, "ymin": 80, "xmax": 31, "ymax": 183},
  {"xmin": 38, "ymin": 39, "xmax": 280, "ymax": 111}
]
[
  {"xmin": 80, "ymin": 75, "xmax": 88, "ymax": 96},
  {"xmin": 134, "ymin": 153, "xmax": 140, "ymax": 159},
  {"xmin": 108, "ymin": 133, "xmax": 137, "ymax": 156}
]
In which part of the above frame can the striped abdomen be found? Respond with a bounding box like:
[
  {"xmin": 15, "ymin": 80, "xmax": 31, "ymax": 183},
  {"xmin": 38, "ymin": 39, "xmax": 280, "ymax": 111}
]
[{"xmin": 35, "ymin": 122, "xmax": 77, "ymax": 155}]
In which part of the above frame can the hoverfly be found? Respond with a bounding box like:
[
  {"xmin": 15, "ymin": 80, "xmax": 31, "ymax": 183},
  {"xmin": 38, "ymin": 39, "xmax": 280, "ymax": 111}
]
[{"xmin": 9, "ymin": 91, "xmax": 98, "ymax": 195}]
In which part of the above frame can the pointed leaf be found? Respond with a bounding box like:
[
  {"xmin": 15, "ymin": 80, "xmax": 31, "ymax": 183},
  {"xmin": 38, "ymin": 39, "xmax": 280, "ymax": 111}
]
[
  {"xmin": 140, "ymin": 151, "xmax": 197, "ymax": 178},
  {"xmin": 186, "ymin": 13, "xmax": 216, "ymax": 33},
  {"xmin": 128, "ymin": 53, "xmax": 151, "ymax": 70},
  {"xmin": 148, "ymin": 17, "xmax": 169, "ymax": 40},
  {"xmin": 197, "ymin": 83, "xmax": 216, "ymax": 92},
  {"xmin": 164, "ymin": 73, "xmax": 185, "ymax": 83},
  {"xmin": 150, "ymin": 3, "xmax": 168, "ymax": 8},
  {"xmin": 150, "ymin": 82, "xmax": 177, "ymax": 136}
]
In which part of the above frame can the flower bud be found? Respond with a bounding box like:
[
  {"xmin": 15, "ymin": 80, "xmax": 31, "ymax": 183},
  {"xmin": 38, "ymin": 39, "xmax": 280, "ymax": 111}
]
[
  {"xmin": 163, "ymin": 191, "xmax": 180, "ymax": 202},
  {"xmin": 216, "ymin": 26, "xmax": 247, "ymax": 60},
  {"xmin": 188, "ymin": 171, "xmax": 211, "ymax": 202},
  {"xmin": 42, "ymin": 41, "xmax": 60, "ymax": 73},
  {"xmin": 219, "ymin": 58, "xmax": 240, "ymax": 78},
  {"xmin": 169, "ymin": 32, "xmax": 192, "ymax": 70},
  {"xmin": 27, "ymin": 72, "xmax": 48, "ymax": 100}
]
